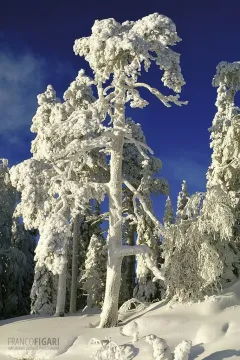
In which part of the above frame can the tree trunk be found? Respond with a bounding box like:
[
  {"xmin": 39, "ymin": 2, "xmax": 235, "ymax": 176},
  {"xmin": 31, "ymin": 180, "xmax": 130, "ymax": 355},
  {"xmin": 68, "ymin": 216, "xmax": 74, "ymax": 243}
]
[
  {"xmin": 99, "ymin": 97, "xmax": 125, "ymax": 328},
  {"xmin": 120, "ymin": 220, "xmax": 136, "ymax": 305},
  {"xmin": 70, "ymin": 214, "xmax": 80, "ymax": 313},
  {"xmin": 99, "ymin": 258, "xmax": 122, "ymax": 327},
  {"xmin": 125, "ymin": 225, "xmax": 136, "ymax": 300},
  {"xmin": 55, "ymin": 262, "xmax": 67, "ymax": 317}
]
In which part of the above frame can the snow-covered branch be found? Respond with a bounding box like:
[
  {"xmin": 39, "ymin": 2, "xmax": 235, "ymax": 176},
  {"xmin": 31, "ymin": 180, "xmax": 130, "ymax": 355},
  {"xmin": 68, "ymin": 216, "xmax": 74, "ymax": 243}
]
[
  {"xmin": 134, "ymin": 82, "xmax": 188, "ymax": 107},
  {"xmin": 118, "ymin": 244, "xmax": 149, "ymax": 257},
  {"xmin": 124, "ymin": 136, "xmax": 154, "ymax": 159},
  {"xmin": 123, "ymin": 178, "xmax": 165, "ymax": 236},
  {"xmin": 144, "ymin": 253, "xmax": 165, "ymax": 281}
]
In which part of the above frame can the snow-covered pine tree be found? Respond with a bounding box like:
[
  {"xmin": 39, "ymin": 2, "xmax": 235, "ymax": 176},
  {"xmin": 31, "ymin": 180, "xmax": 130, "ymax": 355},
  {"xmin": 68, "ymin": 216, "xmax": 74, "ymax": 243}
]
[
  {"xmin": 10, "ymin": 219, "xmax": 36, "ymax": 315},
  {"xmin": 10, "ymin": 71, "xmax": 107, "ymax": 316},
  {"xmin": 120, "ymin": 119, "xmax": 146, "ymax": 305},
  {"xmin": 0, "ymin": 160, "xmax": 36, "ymax": 319},
  {"xmin": 205, "ymin": 61, "xmax": 240, "ymax": 286},
  {"xmin": 162, "ymin": 63, "xmax": 240, "ymax": 302},
  {"xmin": 120, "ymin": 119, "xmax": 168, "ymax": 304},
  {"xmin": 163, "ymin": 196, "xmax": 174, "ymax": 227},
  {"xmin": 10, "ymin": 85, "xmax": 65, "ymax": 315},
  {"xmin": 0, "ymin": 159, "xmax": 16, "ymax": 249},
  {"xmin": 12, "ymin": 13, "xmax": 186, "ymax": 327},
  {"xmin": 162, "ymin": 192, "xmax": 208, "ymax": 302},
  {"xmin": 163, "ymin": 174, "xmax": 237, "ymax": 302},
  {"xmin": 67, "ymin": 202, "xmax": 105, "ymax": 312},
  {"xmin": 176, "ymin": 180, "xmax": 189, "ymax": 222},
  {"xmin": 133, "ymin": 157, "xmax": 169, "ymax": 302},
  {"xmin": 80, "ymin": 233, "xmax": 106, "ymax": 308},
  {"xmin": 72, "ymin": 13, "xmax": 186, "ymax": 327}
]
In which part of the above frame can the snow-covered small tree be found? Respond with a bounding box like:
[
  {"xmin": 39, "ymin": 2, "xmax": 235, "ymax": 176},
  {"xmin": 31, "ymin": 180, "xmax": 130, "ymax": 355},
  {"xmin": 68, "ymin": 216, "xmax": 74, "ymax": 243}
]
[
  {"xmin": 173, "ymin": 340, "xmax": 192, "ymax": 360},
  {"xmin": 145, "ymin": 335, "xmax": 172, "ymax": 360},
  {"xmin": 162, "ymin": 184, "xmax": 238, "ymax": 302},
  {"xmin": 163, "ymin": 196, "xmax": 174, "ymax": 227},
  {"xmin": 162, "ymin": 192, "xmax": 209, "ymax": 301},
  {"xmin": 80, "ymin": 234, "xmax": 106, "ymax": 308},
  {"xmin": 176, "ymin": 180, "xmax": 189, "ymax": 222}
]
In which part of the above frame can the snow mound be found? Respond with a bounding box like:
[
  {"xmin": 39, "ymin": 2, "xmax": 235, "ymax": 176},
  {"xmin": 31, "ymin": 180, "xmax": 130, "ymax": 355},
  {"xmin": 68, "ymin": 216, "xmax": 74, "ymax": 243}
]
[
  {"xmin": 1, "ymin": 282, "xmax": 240, "ymax": 359},
  {"xmin": 195, "ymin": 322, "xmax": 229, "ymax": 344},
  {"xmin": 200, "ymin": 291, "xmax": 240, "ymax": 315}
]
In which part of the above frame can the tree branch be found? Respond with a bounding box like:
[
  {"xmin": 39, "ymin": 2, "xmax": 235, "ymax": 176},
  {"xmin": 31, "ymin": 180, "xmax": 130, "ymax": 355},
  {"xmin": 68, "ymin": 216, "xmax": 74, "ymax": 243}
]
[
  {"xmin": 124, "ymin": 136, "xmax": 154, "ymax": 159},
  {"xmin": 143, "ymin": 253, "xmax": 165, "ymax": 281},
  {"xmin": 118, "ymin": 244, "xmax": 149, "ymax": 257},
  {"xmin": 123, "ymin": 178, "xmax": 165, "ymax": 236},
  {"xmin": 134, "ymin": 82, "xmax": 188, "ymax": 107},
  {"xmin": 117, "ymin": 245, "xmax": 165, "ymax": 282}
]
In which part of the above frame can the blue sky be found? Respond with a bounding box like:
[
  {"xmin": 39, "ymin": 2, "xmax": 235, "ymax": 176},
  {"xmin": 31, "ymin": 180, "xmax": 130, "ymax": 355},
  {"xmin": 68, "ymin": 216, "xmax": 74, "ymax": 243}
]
[{"xmin": 0, "ymin": 0, "xmax": 239, "ymax": 219}]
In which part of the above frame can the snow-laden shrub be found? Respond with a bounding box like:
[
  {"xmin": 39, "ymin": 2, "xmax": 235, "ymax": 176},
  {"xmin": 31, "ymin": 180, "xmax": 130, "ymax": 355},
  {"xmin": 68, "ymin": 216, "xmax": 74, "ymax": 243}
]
[
  {"xmin": 145, "ymin": 335, "xmax": 192, "ymax": 360},
  {"xmin": 118, "ymin": 298, "xmax": 147, "ymax": 314},
  {"xmin": 89, "ymin": 338, "xmax": 133, "ymax": 360},
  {"xmin": 145, "ymin": 335, "xmax": 172, "ymax": 360},
  {"xmin": 120, "ymin": 320, "xmax": 139, "ymax": 343},
  {"xmin": 173, "ymin": 340, "xmax": 192, "ymax": 360}
]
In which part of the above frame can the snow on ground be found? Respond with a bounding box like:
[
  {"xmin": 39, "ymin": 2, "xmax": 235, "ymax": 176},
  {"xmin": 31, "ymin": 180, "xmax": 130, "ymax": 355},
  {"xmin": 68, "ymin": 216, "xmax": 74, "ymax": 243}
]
[{"xmin": 1, "ymin": 282, "xmax": 240, "ymax": 359}]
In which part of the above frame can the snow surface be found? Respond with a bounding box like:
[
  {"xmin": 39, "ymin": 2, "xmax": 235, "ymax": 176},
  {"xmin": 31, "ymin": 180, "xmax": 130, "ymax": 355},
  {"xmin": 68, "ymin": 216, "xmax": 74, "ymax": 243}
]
[{"xmin": 1, "ymin": 282, "xmax": 240, "ymax": 359}]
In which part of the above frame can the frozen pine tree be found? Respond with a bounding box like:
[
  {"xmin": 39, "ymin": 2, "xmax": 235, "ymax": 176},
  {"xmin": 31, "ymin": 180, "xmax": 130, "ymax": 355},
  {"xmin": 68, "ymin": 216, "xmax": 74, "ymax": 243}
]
[
  {"xmin": 10, "ymin": 159, "xmax": 58, "ymax": 315},
  {"xmin": 68, "ymin": 202, "xmax": 105, "ymax": 312},
  {"xmin": 162, "ymin": 191, "xmax": 218, "ymax": 302},
  {"xmin": 10, "ymin": 70, "xmax": 107, "ymax": 316},
  {"xmin": 205, "ymin": 61, "xmax": 240, "ymax": 285},
  {"xmin": 0, "ymin": 159, "xmax": 16, "ymax": 249},
  {"xmin": 12, "ymin": 13, "xmax": 186, "ymax": 326},
  {"xmin": 73, "ymin": 12, "xmax": 186, "ymax": 327},
  {"xmin": 120, "ymin": 119, "xmax": 168, "ymax": 304},
  {"xmin": 80, "ymin": 234, "xmax": 106, "ymax": 308},
  {"xmin": 0, "ymin": 160, "xmax": 36, "ymax": 318},
  {"xmin": 176, "ymin": 180, "xmax": 189, "ymax": 222},
  {"xmin": 163, "ymin": 196, "xmax": 174, "ymax": 227},
  {"xmin": 133, "ymin": 158, "xmax": 168, "ymax": 302},
  {"xmin": 162, "ymin": 172, "xmax": 237, "ymax": 302},
  {"xmin": 11, "ymin": 219, "xmax": 36, "ymax": 314},
  {"xmin": 30, "ymin": 262, "xmax": 57, "ymax": 315}
]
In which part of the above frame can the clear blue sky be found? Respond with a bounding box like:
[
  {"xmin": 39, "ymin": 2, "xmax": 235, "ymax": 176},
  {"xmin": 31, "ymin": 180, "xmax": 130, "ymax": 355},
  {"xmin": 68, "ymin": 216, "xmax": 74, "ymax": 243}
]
[{"xmin": 0, "ymin": 0, "xmax": 239, "ymax": 219}]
